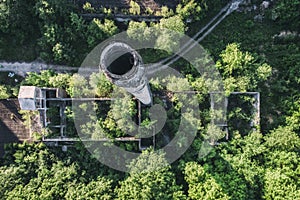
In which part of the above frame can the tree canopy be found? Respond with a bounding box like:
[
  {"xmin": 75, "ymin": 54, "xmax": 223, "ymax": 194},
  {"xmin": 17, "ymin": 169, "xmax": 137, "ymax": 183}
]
[{"xmin": 1, "ymin": 0, "xmax": 300, "ymax": 199}]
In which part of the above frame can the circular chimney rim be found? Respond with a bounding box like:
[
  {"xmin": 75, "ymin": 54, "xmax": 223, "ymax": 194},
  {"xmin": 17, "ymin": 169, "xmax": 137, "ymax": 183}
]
[{"xmin": 100, "ymin": 42, "xmax": 141, "ymax": 79}]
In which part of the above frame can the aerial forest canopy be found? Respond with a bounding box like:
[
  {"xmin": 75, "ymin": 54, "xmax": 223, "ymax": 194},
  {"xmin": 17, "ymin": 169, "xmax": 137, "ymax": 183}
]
[{"xmin": 0, "ymin": 0, "xmax": 299, "ymax": 199}]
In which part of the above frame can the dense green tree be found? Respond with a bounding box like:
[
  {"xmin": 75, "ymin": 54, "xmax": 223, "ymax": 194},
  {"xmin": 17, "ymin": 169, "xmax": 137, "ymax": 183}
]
[
  {"xmin": 0, "ymin": 0, "xmax": 9, "ymax": 32},
  {"xmin": 184, "ymin": 162, "xmax": 229, "ymax": 200},
  {"xmin": 0, "ymin": 0, "xmax": 38, "ymax": 43},
  {"xmin": 153, "ymin": 15, "xmax": 186, "ymax": 53},
  {"xmin": 216, "ymin": 43, "xmax": 272, "ymax": 95},
  {"xmin": 82, "ymin": 2, "xmax": 95, "ymax": 13},
  {"xmin": 263, "ymin": 168, "xmax": 300, "ymax": 200},
  {"xmin": 264, "ymin": 126, "xmax": 300, "ymax": 152},
  {"xmin": 285, "ymin": 98, "xmax": 300, "ymax": 133},
  {"xmin": 23, "ymin": 71, "xmax": 114, "ymax": 98},
  {"xmin": 89, "ymin": 72, "xmax": 114, "ymax": 97},
  {"xmin": 262, "ymin": 127, "xmax": 300, "ymax": 199},
  {"xmin": 66, "ymin": 74, "xmax": 90, "ymax": 97},
  {"xmin": 0, "ymin": 85, "xmax": 10, "ymax": 99},
  {"xmin": 110, "ymin": 89, "xmax": 137, "ymax": 135},
  {"xmin": 0, "ymin": 142, "xmax": 121, "ymax": 199},
  {"xmin": 33, "ymin": 0, "xmax": 87, "ymax": 65},
  {"xmin": 156, "ymin": 15, "xmax": 185, "ymax": 34},
  {"xmin": 157, "ymin": 6, "xmax": 174, "ymax": 17},
  {"xmin": 129, "ymin": 0, "xmax": 141, "ymax": 15},
  {"xmin": 87, "ymin": 19, "xmax": 118, "ymax": 48},
  {"xmin": 127, "ymin": 21, "xmax": 150, "ymax": 42},
  {"xmin": 65, "ymin": 177, "xmax": 114, "ymax": 200},
  {"xmin": 23, "ymin": 70, "xmax": 56, "ymax": 87},
  {"xmin": 1, "ymin": 1, "xmax": 300, "ymax": 199},
  {"xmin": 116, "ymin": 150, "xmax": 185, "ymax": 200},
  {"xmin": 217, "ymin": 132, "xmax": 265, "ymax": 199},
  {"xmin": 34, "ymin": 0, "xmax": 73, "ymax": 22},
  {"xmin": 48, "ymin": 73, "xmax": 71, "ymax": 89},
  {"xmin": 272, "ymin": 0, "xmax": 300, "ymax": 30},
  {"xmin": 176, "ymin": 0, "xmax": 206, "ymax": 21},
  {"xmin": 127, "ymin": 15, "xmax": 185, "ymax": 54},
  {"xmin": 37, "ymin": 12, "xmax": 88, "ymax": 65},
  {"xmin": 0, "ymin": 165, "xmax": 27, "ymax": 197},
  {"xmin": 6, "ymin": 162, "xmax": 78, "ymax": 199}
]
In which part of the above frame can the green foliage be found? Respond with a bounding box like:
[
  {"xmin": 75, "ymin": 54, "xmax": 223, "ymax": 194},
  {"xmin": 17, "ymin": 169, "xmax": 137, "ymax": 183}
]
[
  {"xmin": 87, "ymin": 19, "xmax": 118, "ymax": 48},
  {"xmin": 127, "ymin": 21, "xmax": 151, "ymax": 42},
  {"xmin": 19, "ymin": 110, "xmax": 39, "ymax": 130},
  {"xmin": 37, "ymin": 21, "xmax": 71, "ymax": 63},
  {"xmin": 264, "ymin": 126, "xmax": 300, "ymax": 152},
  {"xmin": 156, "ymin": 6, "xmax": 174, "ymax": 17},
  {"xmin": 89, "ymin": 73, "xmax": 114, "ymax": 97},
  {"xmin": 48, "ymin": 73, "xmax": 71, "ymax": 89},
  {"xmin": 37, "ymin": 12, "xmax": 87, "ymax": 64},
  {"xmin": 110, "ymin": 89, "xmax": 137, "ymax": 135},
  {"xmin": 263, "ymin": 168, "xmax": 300, "ymax": 200},
  {"xmin": 156, "ymin": 15, "xmax": 186, "ymax": 34},
  {"xmin": 7, "ymin": 162, "xmax": 79, "ymax": 199},
  {"xmin": 129, "ymin": 1, "xmax": 141, "ymax": 15},
  {"xmin": 152, "ymin": 15, "xmax": 186, "ymax": 54},
  {"xmin": 23, "ymin": 70, "xmax": 56, "ymax": 87},
  {"xmin": 65, "ymin": 177, "xmax": 113, "ymax": 200},
  {"xmin": 204, "ymin": 124, "xmax": 226, "ymax": 145},
  {"xmin": 22, "ymin": 71, "xmax": 114, "ymax": 98},
  {"xmin": 262, "ymin": 127, "xmax": 300, "ymax": 199},
  {"xmin": 216, "ymin": 132, "xmax": 265, "ymax": 199},
  {"xmin": 1, "ymin": 1, "xmax": 300, "ymax": 199},
  {"xmin": 145, "ymin": 7, "xmax": 154, "ymax": 15},
  {"xmin": 26, "ymin": 0, "xmax": 118, "ymax": 65},
  {"xmin": 184, "ymin": 162, "xmax": 229, "ymax": 200},
  {"xmin": 0, "ymin": 143, "xmax": 119, "ymax": 199},
  {"xmin": 52, "ymin": 42, "xmax": 73, "ymax": 63},
  {"xmin": 272, "ymin": 0, "xmax": 300, "ymax": 30},
  {"xmin": 127, "ymin": 15, "xmax": 185, "ymax": 54},
  {"xmin": 216, "ymin": 43, "xmax": 272, "ymax": 95},
  {"xmin": 176, "ymin": 0, "xmax": 206, "ymax": 21},
  {"xmin": 286, "ymin": 98, "xmax": 300, "ymax": 132},
  {"xmin": 66, "ymin": 74, "xmax": 90, "ymax": 97},
  {"xmin": 0, "ymin": 0, "xmax": 9, "ymax": 32},
  {"xmin": 34, "ymin": 0, "xmax": 72, "ymax": 21},
  {"xmin": 82, "ymin": 2, "xmax": 95, "ymax": 13},
  {"xmin": 116, "ymin": 150, "xmax": 185, "ymax": 200},
  {"xmin": 0, "ymin": 85, "xmax": 10, "ymax": 99},
  {"xmin": 0, "ymin": 166, "xmax": 27, "ymax": 198},
  {"xmin": 0, "ymin": 0, "xmax": 38, "ymax": 43}
]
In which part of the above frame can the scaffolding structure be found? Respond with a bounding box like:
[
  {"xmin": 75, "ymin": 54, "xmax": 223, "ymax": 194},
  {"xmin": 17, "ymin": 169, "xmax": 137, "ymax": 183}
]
[
  {"xmin": 18, "ymin": 86, "xmax": 260, "ymax": 150},
  {"xmin": 210, "ymin": 92, "xmax": 260, "ymax": 139}
]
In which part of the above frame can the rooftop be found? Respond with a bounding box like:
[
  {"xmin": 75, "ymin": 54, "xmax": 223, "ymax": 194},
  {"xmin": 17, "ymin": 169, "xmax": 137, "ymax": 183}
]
[{"xmin": 0, "ymin": 99, "xmax": 31, "ymax": 157}]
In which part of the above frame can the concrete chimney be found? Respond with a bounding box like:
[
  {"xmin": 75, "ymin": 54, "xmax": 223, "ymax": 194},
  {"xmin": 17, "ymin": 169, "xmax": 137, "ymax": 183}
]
[{"xmin": 100, "ymin": 42, "xmax": 152, "ymax": 105}]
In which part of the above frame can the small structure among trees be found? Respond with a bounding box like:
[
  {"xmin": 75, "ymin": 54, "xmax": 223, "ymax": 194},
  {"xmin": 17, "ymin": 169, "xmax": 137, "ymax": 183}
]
[{"xmin": 18, "ymin": 86, "xmax": 68, "ymax": 140}]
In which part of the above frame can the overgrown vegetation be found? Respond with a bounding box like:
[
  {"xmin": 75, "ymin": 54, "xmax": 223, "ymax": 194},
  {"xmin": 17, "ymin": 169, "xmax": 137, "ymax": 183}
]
[{"xmin": 0, "ymin": 0, "xmax": 300, "ymax": 199}]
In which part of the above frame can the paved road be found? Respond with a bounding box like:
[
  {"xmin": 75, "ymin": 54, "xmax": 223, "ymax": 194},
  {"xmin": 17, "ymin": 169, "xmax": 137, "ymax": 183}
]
[{"xmin": 0, "ymin": 61, "xmax": 99, "ymax": 77}]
